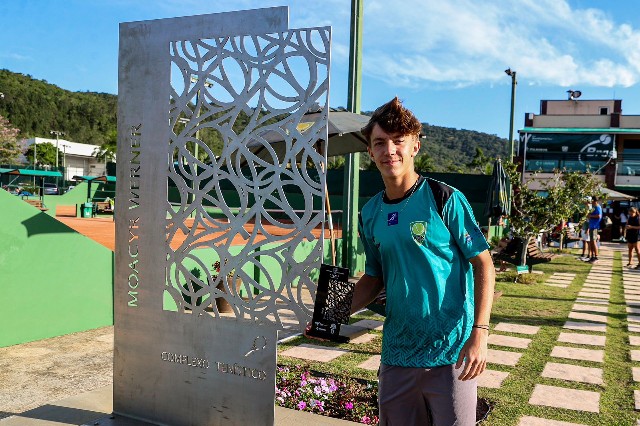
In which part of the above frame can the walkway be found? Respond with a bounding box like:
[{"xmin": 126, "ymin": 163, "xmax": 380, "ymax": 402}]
[{"xmin": 2, "ymin": 243, "xmax": 639, "ymax": 425}]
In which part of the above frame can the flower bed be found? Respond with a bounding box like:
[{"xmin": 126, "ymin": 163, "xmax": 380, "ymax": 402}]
[
  {"xmin": 275, "ymin": 364, "xmax": 492, "ymax": 424},
  {"xmin": 275, "ymin": 364, "xmax": 379, "ymax": 424}
]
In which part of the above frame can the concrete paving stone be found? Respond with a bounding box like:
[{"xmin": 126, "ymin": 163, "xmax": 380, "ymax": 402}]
[
  {"xmin": 579, "ymin": 291, "xmax": 610, "ymax": 298},
  {"xmin": 628, "ymin": 315, "xmax": 640, "ymax": 323},
  {"xmin": 280, "ymin": 344, "xmax": 350, "ymax": 362},
  {"xmin": 350, "ymin": 319, "xmax": 384, "ymax": 331},
  {"xmin": 624, "ymin": 289, "xmax": 640, "ymax": 295},
  {"xmin": 493, "ymin": 322, "xmax": 540, "ymax": 335},
  {"xmin": 550, "ymin": 346, "xmax": 604, "ymax": 363},
  {"xmin": 488, "ymin": 334, "xmax": 532, "ymax": 349},
  {"xmin": 575, "ymin": 298, "xmax": 609, "ymax": 306},
  {"xmin": 546, "ymin": 283, "xmax": 568, "ymax": 288},
  {"xmin": 584, "ymin": 277, "xmax": 611, "ymax": 282},
  {"xmin": 633, "ymin": 367, "xmax": 640, "ymax": 382},
  {"xmin": 631, "ymin": 350, "xmax": 640, "ymax": 362},
  {"xmin": 356, "ymin": 355, "xmax": 380, "ymax": 371},
  {"xmin": 572, "ymin": 304, "xmax": 609, "ymax": 314},
  {"xmin": 627, "ymin": 307, "xmax": 640, "ymax": 315},
  {"xmin": 630, "ymin": 336, "xmax": 640, "ymax": 346},
  {"xmin": 558, "ymin": 332, "xmax": 606, "ymax": 347},
  {"xmin": 541, "ymin": 362, "xmax": 603, "ymax": 385},
  {"xmin": 478, "ymin": 369, "xmax": 509, "ymax": 388},
  {"xmin": 577, "ymin": 292, "xmax": 609, "ymax": 300},
  {"xmin": 628, "ymin": 300, "xmax": 640, "ymax": 307},
  {"xmin": 630, "ymin": 323, "xmax": 640, "ymax": 334},
  {"xmin": 553, "ymin": 273, "xmax": 576, "ymax": 277},
  {"xmin": 529, "ymin": 384, "xmax": 600, "ymax": 413},
  {"xmin": 487, "ymin": 348, "xmax": 523, "ymax": 366},
  {"xmin": 580, "ymin": 286, "xmax": 610, "ymax": 293},
  {"xmin": 636, "ymin": 390, "xmax": 640, "ymax": 410},
  {"xmin": 347, "ymin": 332, "xmax": 377, "ymax": 344},
  {"xmin": 568, "ymin": 311, "xmax": 608, "ymax": 324},
  {"xmin": 518, "ymin": 416, "xmax": 588, "ymax": 426},
  {"xmin": 582, "ymin": 284, "xmax": 611, "ymax": 290},
  {"xmin": 584, "ymin": 280, "xmax": 611, "ymax": 285},
  {"xmin": 626, "ymin": 295, "xmax": 640, "ymax": 302},
  {"xmin": 546, "ymin": 279, "xmax": 573, "ymax": 284},
  {"xmin": 564, "ymin": 321, "xmax": 607, "ymax": 333}
]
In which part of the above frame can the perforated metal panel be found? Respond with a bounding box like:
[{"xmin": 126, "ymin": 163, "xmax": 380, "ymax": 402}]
[{"xmin": 115, "ymin": 8, "xmax": 330, "ymax": 425}]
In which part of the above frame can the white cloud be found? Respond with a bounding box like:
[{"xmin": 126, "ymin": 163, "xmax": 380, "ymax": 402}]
[{"xmin": 361, "ymin": 0, "xmax": 640, "ymax": 89}]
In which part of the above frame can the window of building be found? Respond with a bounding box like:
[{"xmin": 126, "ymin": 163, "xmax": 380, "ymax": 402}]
[{"xmin": 599, "ymin": 107, "xmax": 609, "ymax": 115}]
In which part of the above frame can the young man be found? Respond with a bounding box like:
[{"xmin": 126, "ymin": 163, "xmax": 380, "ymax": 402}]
[
  {"xmin": 587, "ymin": 197, "xmax": 602, "ymax": 263},
  {"xmin": 351, "ymin": 97, "xmax": 495, "ymax": 425}
]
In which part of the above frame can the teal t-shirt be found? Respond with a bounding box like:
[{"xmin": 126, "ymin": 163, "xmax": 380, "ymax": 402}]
[{"xmin": 358, "ymin": 178, "xmax": 489, "ymax": 368}]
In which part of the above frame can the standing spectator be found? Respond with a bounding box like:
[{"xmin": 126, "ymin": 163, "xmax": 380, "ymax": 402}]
[
  {"xmin": 579, "ymin": 221, "xmax": 591, "ymax": 261},
  {"xmin": 587, "ymin": 196, "xmax": 602, "ymax": 263},
  {"xmin": 626, "ymin": 207, "xmax": 640, "ymax": 267},
  {"xmin": 616, "ymin": 209, "xmax": 628, "ymax": 242}
]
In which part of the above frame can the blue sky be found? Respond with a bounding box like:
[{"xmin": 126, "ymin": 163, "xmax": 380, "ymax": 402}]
[{"xmin": 1, "ymin": 0, "xmax": 640, "ymax": 140}]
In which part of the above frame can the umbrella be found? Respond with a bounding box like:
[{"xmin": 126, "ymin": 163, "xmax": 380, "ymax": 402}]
[
  {"xmin": 243, "ymin": 108, "xmax": 370, "ymax": 163},
  {"xmin": 484, "ymin": 158, "xmax": 510, "ymax": 221},
  {"xmin": 237, "ymin": 108, "xmax": 370, "ymax": 266},
  {"xmin": 601, "ymin": 187, "xmax": 636, "ymax": 201}
]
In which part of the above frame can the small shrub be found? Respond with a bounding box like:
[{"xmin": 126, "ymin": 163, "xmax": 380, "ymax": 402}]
[{"xmin": 276, "ymin": 364, "xmax": 378, "ymax": 424}]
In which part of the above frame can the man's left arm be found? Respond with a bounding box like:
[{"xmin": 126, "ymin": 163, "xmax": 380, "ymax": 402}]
[{"xmin": 455, "ymin": 249, "xmax": 495, "ymax": 380}]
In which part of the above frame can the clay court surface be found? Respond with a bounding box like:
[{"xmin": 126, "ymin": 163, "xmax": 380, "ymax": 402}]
[{"xmin": 56, "ymin": 215, "xmax": 341, "ymax": 251}]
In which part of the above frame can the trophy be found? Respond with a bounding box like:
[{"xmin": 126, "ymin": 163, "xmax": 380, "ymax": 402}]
[{"xmin": 307, "ymin": 264, "xmax": 354, "ymax": 343}]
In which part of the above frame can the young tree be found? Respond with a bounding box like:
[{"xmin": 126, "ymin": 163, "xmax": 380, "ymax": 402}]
[
  {"xmin": 0, "ymin": 115, "xmax": 23, "ymax": 164},
  {"xmin": 24, "ymin": 142, "xmax": 61, "ymax": 167},
  {"xmin": 504, "ymin": 162, "xmax": 602, "ymax": 266},
  {"xmin": 466, "ymin": 147, "xmax": 493, "ymax": 174},
  {"xmin": 93, "ymin": 129, "xmax": 117, "ymax": 163}
]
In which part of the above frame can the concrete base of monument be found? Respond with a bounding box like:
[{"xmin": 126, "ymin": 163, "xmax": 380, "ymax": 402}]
[{"xmin": 0, "ymin": 385, "xmax": 360, "ymax": 426}]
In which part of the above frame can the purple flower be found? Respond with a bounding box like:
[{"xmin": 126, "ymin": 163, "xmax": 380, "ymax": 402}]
[
  {"xmin": 361, "ymin": 416, "xmax": 370, "ymax": 424},
  {"xmin": 314, "ymin": 385, "xmax": 322, "ymax": 396},
  {"xmin": 344, "ymin": 402, "xmax": 354, "ymax": 410},
  {"xmin": 297, "ymin": 401, "xmax": 307, "ymax": 410}
]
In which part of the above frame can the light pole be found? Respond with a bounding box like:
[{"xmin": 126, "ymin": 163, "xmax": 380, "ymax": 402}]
[
  {"xmin": 505, "ymin": 68, "xmax": 517, "ymax": 161},
  {"xmin": 51, "ymin": 130, "xmax": 65, "ymax": 189}
]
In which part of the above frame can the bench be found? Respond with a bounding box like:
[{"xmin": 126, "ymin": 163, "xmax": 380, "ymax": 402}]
[
  {"xmin": 24, "ymin": 199, "xmax": 48, "ymax": 211},
  {"xmin": 93, "ymin": 201, "xmax": 113, "ymax": 214},
  {"xmin": 492, "ymin": 237, "xmax": 557, "ymax": 271},
  {"xmin": 547, "ymin": 231, "xmax": 581, "ymax": 248}
]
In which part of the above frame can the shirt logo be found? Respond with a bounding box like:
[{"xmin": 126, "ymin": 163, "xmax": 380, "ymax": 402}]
[
  {"xmin": 410, "ymin": 221, "xmax": 427, "ymax": 245},
  {"xmin": 387, "ymin": 212, "xmax": 399, "ymax": 226}
]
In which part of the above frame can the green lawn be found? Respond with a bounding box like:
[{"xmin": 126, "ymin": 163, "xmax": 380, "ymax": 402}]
[{"xmin": 278, "ymin": 249, "xmax": 640, "ymax": 425}]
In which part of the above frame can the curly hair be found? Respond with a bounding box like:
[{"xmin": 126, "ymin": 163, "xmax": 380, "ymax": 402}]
[{"xmin": 361, "ymin": 97, "xmax": 422, "ymax": 145}]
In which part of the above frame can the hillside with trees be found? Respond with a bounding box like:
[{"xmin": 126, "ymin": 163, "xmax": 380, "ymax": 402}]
[{"xmin": 0, "ymin": 69, "xmax": 508, "ymax": 173}]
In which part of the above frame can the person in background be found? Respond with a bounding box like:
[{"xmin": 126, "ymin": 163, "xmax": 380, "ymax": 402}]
[
  {"xmin": 626, "ymin": 207, "xmax": 640, "ymax": 268},
  {"xmin": 617, "ymin": 208, "xmax": 628, "ymax": 243},
  {"xmin": 587, "ymin": 196, "xmax": 602, "ymax": 263},
  {"xmin": 579, "ymin": 220, "xmax": 592, "ymax": 261}
]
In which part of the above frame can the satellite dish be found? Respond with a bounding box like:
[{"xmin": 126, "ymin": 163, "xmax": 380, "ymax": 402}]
[{"xmin": 567, "ymin": 90, "xmax": 582, "ymax": 100}]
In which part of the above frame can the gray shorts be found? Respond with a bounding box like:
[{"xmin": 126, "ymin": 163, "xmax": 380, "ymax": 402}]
[{"xmin": 378, "ymin": 363, "xmax": 477, "ymax": 426}]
